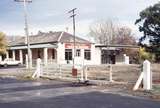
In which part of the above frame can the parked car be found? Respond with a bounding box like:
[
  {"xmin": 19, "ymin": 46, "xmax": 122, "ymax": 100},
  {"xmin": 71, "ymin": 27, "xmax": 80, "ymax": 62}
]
[{"xmin": 0, "ymin": 58, "xmax": 21, "ymax": 67}]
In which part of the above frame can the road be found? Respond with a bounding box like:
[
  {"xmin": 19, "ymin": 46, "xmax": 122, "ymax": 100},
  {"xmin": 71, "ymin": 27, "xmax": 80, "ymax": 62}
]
[{"xmin": 0, "ymin": 77, "xmax": 159, "ymax": 108}]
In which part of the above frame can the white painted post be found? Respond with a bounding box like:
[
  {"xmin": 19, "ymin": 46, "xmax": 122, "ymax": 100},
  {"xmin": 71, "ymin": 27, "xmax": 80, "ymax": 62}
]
[
  {"xmin": 19, "ymin": 50, "xmax": 23, "ymax": 64},
  {"xmin": 80, "ymin": 68, "xmax": 84, "ymax": 81},
  {"xmin": 109, "ymin": 64, "xmax": 113, "ymax": 82},
  {"xmin": 32, "ymin": 58, "xmax": 42, "ymax": 78},
  {"xmin": 12, "ymin": 50, "xmax": 15, "ymax": 60},
  {"xmin": 26, "ymin": 54, "xmax": 28, "ymax": 69},
  {"xmin": 125, "ymin": 56, "xmax": 129, "ymax": 64},
  {"xmin": 143, "ymin": 60, "xmax": 152, "ymax": 90},
  {"xmin": 84, "ymin": 66, "xmax": 88, "ymax": 81},
  {"xmin": 29, "ymin": 49, "xmax": 32, "ymax": 68},
  {"xmin": 59, "ymin": 64, "xmax": 62, "ymax": 78},
  {"xmin": 82, "ymin": 58, "xmax": 88, "ymax": 81},
  {"xmin": 0, "ymin": 55, "xmax": 2, "ymax": 61},
  {"xmin": 44, "ymin": 48, "xmax": 48, "ymax": 66},
  {"xmin": 37, "ymin": 58, "xmax": 42, "ymax": 78},
  {"xmin": 133, "ymin": 60, "xmax": 152, "ymax": 91}
]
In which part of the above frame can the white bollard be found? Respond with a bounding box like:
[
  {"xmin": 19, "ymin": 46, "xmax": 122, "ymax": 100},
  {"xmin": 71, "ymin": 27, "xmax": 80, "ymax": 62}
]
[
  {"xmin": 37, "ymin": 58, "xmax": 42, "ymax": 78},
  {"xmin": 109, "ymin": 65, "xmax": 113, "ymax": 82},
  {"xmin": 25, "ymin": 54, "xmax": 28, "ymax": 69},
  {"xmin": 32, "ymin": 58, "xmax": 42, "ymax": 78},
  {"xmin": 143, "ymin": 60, "xmax": 152, "ymax": 90},
  {"xmin": 59, "ymin": 64, "xmax": 62, "ymax": 78},
  {"xmin": 84, "ymin": 66, "xmax": 88, "ymax": 81},
  {"xmin": 80, "ymin": 69, "xmax": 84, "ymax": 81},
  {"xmin": 133, "ymin": 60, "xmax": 152, "ymax": 91}
]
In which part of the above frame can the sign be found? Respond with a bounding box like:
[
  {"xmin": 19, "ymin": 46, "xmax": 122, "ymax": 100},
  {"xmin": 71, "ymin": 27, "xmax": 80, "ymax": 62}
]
[{"xmin": 65, "ymin": 43, "xmax": 91, "ymax": 49}]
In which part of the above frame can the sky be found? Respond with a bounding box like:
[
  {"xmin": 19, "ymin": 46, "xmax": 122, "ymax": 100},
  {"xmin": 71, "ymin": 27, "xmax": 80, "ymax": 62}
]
[{"xmin": 0, "ymin": 0, "xmax": 159, "ymax": 40}]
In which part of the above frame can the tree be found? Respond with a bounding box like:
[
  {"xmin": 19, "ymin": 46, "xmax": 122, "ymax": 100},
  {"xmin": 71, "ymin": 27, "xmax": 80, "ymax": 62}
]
[
  {"xmin": 114, "ymin": 27, "xmax": 136, "ymax": 45},
  {"xmin": 89, "ymin": 20, "xmax": 136, "ymax": 45},
  {"xmin": 89, "ymin": 20, "xmax": 139, "ymax": 63},
  {"xmin": 139, "ymin": 47, "xmax": 154, "ymax": 62},
  {"xmin": 89, "ymin": 19, "xmax": 117, "ymax": 45},
  {"xmin": 135, "ymin": 2, "xmax": 160, "ymax": 61},
  {"xmin": 0, "ymin": 32, "xmax": 7, "ymax": 55}
]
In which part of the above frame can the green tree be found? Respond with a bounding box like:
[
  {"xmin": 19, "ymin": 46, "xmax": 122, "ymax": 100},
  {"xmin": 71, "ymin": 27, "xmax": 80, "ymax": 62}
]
[
  {"xmin": 135, "ymin": 2, "xmax": 160, "ymax": 61},
  {"xmin": 0, "ymin": 32, "xmax": 7, "ymax": 55}
]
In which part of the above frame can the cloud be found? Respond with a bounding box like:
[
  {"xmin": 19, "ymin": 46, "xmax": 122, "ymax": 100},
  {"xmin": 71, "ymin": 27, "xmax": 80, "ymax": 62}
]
[{"xmin": 1, "ymin": 0, "xmax": 159, "ymax": 38}]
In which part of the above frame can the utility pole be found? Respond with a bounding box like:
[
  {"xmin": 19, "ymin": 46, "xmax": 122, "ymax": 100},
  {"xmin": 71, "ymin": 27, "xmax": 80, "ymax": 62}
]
[
  {"xmin": 14, "ymin": 0, "xmax": 32, "ymax": 69},
  {"xmin": 68, "ymin": 8, "xmax": 77, "ymax": 69}
]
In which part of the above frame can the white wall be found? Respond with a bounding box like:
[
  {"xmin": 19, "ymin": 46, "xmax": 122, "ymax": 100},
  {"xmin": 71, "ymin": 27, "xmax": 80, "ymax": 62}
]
[
  {"xmin": 56, "ymin": 43, "xmax": 101, "ymax": 65},
  {"xmin": 83, "ymin": 44, "xmax": 101, "ymax": 65},
  {"xmin": 57, "ymin": 43, "xmax": 66, "ymax": 64}
]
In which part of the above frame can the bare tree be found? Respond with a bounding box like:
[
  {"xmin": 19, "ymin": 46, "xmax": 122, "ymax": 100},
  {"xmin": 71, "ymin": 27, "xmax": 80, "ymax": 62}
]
[
  {"xmin": 89, "ymin": 19, "xmax": 117, "ymax": 45},
  {"xmin": 89, "ymin": 20, "xmax": 136, "ymax": 45},
  {"xmin": 114, "ymin": 26, "xmax": 136, "ymax": 45}
]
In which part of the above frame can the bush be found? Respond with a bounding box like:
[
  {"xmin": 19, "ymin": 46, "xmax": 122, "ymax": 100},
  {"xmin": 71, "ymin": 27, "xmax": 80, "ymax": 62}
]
[{"xmin": 139, "ymin": 47, "xmax": 155, "ymax": 62}]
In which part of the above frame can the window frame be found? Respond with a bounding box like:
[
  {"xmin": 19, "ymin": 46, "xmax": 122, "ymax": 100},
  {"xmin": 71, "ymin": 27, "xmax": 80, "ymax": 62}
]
[
  {"xmin": 84, "ymin": 49, "xmax": 91, "ymax": 60},
  {"xmin": 76, "ymin": 49, "xmax": 81, "ymax": 57},
  {"xmin": 65, "ymin": 49, "xmax": 72, "ymax": 60}
]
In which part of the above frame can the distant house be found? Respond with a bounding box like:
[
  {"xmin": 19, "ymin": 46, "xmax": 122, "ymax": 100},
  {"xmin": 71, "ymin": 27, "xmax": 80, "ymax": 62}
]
[{"xmin": 4, "ymin": 31, "xmax": 101, "ymax": 67}]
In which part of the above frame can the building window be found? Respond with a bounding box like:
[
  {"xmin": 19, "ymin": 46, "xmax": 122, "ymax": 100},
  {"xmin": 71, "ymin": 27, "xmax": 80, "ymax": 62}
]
[
  {"xmin": 76, "ymin": 49, "xmax": 81, "ymax": 57},
  {"xmin": 65, "ymin": 49, "xmax": 72, "ymax": 60},
  {"xmin": 84, "ymin": 50, "xmax": 91, "ymax": 60}
]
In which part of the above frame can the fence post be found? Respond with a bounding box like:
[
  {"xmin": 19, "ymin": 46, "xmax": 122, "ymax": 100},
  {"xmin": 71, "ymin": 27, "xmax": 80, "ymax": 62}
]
[
  {"xmin": 59, "ymin": 64, "xmax": 62, "ymax": 78},
  {"xmin": 133, "ymin": 60, "xmax": 152, "ymax": 91},
  {"xmin": 26, "ymin": 54, "xmax": 28, "ymax": 69},
  {"xmin": 84, "ymin": 66, "xmax": 88, "ymax": 81},
  {"xmin": 143, "ymin": 60, "xmax": 152, "ymax": 90},
  {"xmin": 109, "ymin": 64, "xmax": 113, "ymax": 82},
  {"xmin": 80, "ymin": 65, "xmax": 84, "ymax": 81},
  {"xmin": 32, "ymin": 58, "xmax": 42, "ymax": 78}
]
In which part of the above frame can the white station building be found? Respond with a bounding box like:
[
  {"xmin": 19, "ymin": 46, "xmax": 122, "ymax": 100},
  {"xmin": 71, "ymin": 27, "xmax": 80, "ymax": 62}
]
[
  {"xmin": 4, "ymin": 31, "xmax": 101, "ymax": 66},
  {"xmin": 2, "ymin": 31, "xmax": 139, "ymax": 67}
]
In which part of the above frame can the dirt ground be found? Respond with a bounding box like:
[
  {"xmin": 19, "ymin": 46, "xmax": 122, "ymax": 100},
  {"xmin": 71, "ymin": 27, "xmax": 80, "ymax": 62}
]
[{"xmin": 84, "ymin": 64, "xmax": 160, "ymax": 101}]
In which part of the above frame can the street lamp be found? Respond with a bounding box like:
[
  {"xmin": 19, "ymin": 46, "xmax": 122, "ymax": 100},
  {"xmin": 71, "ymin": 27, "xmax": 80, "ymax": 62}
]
[{"xmin": 14, "ymin": 0, "xmax": 32, "ymax": 69}]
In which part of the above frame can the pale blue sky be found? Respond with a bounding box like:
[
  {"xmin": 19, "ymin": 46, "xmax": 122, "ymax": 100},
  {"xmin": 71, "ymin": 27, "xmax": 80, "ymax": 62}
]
[{"xmin": 0, "ymin": 0, "xmax": 159, "ymax": 39}]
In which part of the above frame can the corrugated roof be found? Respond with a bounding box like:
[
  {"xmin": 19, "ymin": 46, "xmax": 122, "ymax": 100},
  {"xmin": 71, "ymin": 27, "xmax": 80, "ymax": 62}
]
[
  {"xmin": 59, "ymin": 32, "xmax": 90, "ymax": 43},
  {"xmin": 8, "ymin": 31, "xmax": 90, "ymax": 46}
]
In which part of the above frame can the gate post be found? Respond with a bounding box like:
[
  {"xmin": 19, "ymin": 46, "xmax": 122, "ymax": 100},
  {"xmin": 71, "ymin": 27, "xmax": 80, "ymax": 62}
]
[
  {"xmin": 109, "ymin": 64, "xmax": 113, "ymax": 82},
  {"xmin": 133, "ymin": 60, "xmax": 152, "ymax": 91},
  {"xmin": 32, "ymin": 58, "xmax": 42, "ymax": 78},
  {"xmin": 26, "ymin": 54, "xmax": 28, "ymax": 69},
  {"xmin": 59, "ymin": 64, "xmax": 62, "ymax": 78},
  {"xmin": 143, "ymin": 60, "xmax": 152, "ymax": 90}
]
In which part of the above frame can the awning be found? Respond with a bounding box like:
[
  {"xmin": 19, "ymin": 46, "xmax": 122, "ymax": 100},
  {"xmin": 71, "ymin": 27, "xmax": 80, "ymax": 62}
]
[
  {"xmin": 9, "ymin": 43, "xmax": 58, "ymax": 50},
  {"xmin": 95, "ymin": 44, "xmax": 140, "ymax": 49}
]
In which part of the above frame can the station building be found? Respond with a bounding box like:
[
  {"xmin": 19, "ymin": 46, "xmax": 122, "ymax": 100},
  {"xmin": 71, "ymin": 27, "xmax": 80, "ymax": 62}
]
[
  {"xmin": 5, "ymin": 31, "xmax": 101, "ymax": 66},
  {"xmin": 3, "ymin": 31, "xmax": 139, "ymax": 67}
]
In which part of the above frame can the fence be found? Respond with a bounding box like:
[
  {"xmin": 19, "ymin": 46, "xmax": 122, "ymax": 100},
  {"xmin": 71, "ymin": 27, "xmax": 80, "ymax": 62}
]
[{"xmin": 32, "ymin": 59, "xmax": 160, "ymax": 86}]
